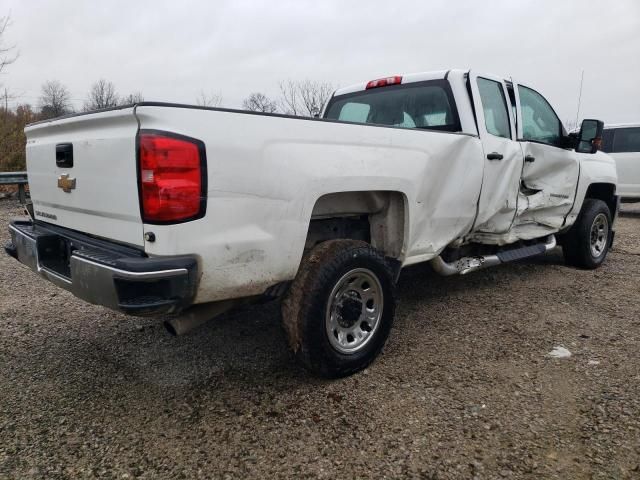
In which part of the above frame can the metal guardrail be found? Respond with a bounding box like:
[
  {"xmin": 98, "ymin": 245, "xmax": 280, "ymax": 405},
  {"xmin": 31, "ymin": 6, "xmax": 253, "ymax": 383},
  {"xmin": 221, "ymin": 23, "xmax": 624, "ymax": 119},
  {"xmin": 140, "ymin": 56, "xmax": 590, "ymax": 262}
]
[{"xmin": 0, "ymin": 171, "xmax": 28, "ymax": 204}]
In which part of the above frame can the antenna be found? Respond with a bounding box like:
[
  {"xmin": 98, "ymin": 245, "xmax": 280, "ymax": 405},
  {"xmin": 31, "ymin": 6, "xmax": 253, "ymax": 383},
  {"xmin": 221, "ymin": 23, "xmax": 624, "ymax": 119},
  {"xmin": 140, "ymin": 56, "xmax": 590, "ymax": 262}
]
[{"xmin": 574, "ymin": 70, "xmax": 585, "ymax": 128}]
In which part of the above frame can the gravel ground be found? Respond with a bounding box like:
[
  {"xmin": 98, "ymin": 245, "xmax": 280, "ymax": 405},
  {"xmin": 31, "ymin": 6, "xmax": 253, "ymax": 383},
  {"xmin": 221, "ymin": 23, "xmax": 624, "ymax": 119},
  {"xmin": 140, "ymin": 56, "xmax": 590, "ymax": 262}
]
[{"xmin": 0, "ymin": 198, "xmax": 639, "ymax": 479}]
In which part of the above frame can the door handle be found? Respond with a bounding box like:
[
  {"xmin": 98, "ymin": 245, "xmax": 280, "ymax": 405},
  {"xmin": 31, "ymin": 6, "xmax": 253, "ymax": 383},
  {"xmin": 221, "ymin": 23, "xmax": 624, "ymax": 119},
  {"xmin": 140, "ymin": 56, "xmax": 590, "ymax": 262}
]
[
  {"xmin": 525, "ymin": 155, "xmax": 536, "ymax": 163},
  {"xmin": 486, "ymin": 152, "xmax": 503, "ymax": 161}
]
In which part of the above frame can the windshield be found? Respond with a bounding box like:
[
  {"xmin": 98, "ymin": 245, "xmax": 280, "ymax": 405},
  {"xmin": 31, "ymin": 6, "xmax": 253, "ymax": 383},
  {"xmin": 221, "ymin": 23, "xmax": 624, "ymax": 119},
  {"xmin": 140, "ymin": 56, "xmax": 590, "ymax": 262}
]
[{"xmin": 324, "ymin": 80, "xmax": 461, "ymax": 132}]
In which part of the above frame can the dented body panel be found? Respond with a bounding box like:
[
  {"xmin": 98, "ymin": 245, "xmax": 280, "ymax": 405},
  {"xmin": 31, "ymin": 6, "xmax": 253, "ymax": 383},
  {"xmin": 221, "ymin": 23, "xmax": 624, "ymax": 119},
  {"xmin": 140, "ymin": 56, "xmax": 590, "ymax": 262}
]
[{"xmin": 135, "ymin": 105, "xmax": 483, "ymax": 302}]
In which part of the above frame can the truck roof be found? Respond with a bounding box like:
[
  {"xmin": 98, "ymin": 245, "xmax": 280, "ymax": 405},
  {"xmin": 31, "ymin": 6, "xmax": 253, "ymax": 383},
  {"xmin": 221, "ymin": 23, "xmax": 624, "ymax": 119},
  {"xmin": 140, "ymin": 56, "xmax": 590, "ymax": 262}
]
[
  {"xmin": 604, "ymin": 123, "xmax": 640, "ymax": 129},
  {"xmin": 332, "ymin": 69, "xmax": 467, "ymax": 97}
]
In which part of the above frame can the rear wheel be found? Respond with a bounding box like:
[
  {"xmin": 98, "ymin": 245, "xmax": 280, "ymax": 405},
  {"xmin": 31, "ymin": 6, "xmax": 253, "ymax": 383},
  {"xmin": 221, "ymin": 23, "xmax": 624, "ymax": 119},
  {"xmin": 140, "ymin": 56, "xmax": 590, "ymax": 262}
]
[
  {"xmin": 563, "ymin": 198, "xmax": 612, "ymax": 269},
  {"xmin": 282, "ymin": 240, "xmax": 396, "ymax": 378}
]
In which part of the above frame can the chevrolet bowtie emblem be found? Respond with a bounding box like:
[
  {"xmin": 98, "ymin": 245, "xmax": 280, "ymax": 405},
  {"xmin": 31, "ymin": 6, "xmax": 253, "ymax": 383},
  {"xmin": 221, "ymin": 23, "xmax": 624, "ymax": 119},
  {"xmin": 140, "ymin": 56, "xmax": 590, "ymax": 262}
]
[{"xmin": 57, "ymin": 173, "xmax": 76, "ymax": 193}]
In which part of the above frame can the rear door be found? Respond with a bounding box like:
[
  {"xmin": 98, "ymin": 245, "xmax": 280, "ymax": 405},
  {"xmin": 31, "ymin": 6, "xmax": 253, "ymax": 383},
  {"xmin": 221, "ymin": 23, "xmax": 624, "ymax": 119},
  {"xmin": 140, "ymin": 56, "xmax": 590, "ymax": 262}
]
[
  {"xmin": 469, "ymin": 72, "xmax": 523, "ymax": 233},
  {"xmin": 513, "ymin": 83, "xmax": 579, "ymax": 228},
  {"xmin": 25, "ymin": 107, "xmax": 143, "ymax": 246}
]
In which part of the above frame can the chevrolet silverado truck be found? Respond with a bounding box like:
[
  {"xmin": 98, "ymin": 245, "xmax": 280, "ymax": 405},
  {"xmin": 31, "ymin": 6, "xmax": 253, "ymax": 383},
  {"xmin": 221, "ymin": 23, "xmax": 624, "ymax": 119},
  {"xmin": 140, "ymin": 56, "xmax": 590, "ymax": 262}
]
[{"xmin": 5, "ymin": 69, "xmax": 618, "ymax": 377}]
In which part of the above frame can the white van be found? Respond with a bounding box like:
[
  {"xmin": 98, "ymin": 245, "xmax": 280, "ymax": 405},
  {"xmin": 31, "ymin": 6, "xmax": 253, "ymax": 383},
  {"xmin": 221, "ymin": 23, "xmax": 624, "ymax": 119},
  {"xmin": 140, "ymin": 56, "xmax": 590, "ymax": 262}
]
[{"xmin": 602, "ymin": 124, "xmax": 640, "ymax": 201}]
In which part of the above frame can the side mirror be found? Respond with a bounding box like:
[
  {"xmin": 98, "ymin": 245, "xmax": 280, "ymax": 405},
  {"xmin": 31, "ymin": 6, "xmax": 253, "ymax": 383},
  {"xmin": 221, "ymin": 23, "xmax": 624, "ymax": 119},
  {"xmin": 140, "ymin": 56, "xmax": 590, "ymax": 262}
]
[{"xmin": 576, "ymin": 119, "xmax": 604, "ymax": 154}]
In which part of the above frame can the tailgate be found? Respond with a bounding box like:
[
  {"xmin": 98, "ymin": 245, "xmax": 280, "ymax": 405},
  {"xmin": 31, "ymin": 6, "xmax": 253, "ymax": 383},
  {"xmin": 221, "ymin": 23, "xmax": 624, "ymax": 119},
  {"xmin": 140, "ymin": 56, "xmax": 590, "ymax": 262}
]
[{"xmin": 25, "ymin": 107, "xmax": 143, "ymax": 247}]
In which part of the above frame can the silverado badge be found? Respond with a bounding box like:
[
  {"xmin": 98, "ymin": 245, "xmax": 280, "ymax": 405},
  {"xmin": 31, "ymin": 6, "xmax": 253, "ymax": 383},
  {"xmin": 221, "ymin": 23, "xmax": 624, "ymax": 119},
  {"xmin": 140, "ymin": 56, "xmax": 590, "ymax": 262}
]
[{"xmin": 57, "ymin": 173, "xmax": 76, "ymax": 193}]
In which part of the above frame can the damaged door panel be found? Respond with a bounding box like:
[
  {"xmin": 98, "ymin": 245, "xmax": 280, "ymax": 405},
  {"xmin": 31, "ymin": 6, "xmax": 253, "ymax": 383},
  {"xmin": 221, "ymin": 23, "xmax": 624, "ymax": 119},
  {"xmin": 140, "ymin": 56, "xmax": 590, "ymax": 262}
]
[
  {"xmin": 513, "ymin": 84, "xmax": 579, "ymax": 229},
  {"xmin": 467, "ymin": 72, "xmax": 523, "ymax": 234}
]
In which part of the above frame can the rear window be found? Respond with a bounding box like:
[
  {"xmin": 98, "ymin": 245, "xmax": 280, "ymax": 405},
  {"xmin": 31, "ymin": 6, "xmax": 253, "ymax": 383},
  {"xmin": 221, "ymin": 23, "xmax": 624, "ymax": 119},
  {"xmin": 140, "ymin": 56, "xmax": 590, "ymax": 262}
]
[
  {"xmin": 604, "ymin": 127, "xmax": 640, "ymax": 153},
  {"xmin": 324, "ymin": 80, "xmax": 461, "ymax": 132}
]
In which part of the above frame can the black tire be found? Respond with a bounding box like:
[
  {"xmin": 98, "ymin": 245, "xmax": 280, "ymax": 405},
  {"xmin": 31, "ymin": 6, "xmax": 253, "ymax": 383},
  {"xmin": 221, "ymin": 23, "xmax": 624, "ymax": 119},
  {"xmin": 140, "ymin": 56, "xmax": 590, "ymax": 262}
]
[
  {"xmin": 282, "ymin": 240, "xmax": 396, "ymax": 378},
  {"xmin": 562, "ymin": 198, "xmax": 612, "ymax": 269}
]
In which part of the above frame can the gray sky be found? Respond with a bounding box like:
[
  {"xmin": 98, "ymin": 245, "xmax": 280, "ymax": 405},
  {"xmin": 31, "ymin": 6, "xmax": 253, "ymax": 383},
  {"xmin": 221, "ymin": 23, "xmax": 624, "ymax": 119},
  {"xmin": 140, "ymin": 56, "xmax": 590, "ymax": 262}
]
[{"xmin": 2, "ymin": 0, "xmax": 639, "ymax": 125}]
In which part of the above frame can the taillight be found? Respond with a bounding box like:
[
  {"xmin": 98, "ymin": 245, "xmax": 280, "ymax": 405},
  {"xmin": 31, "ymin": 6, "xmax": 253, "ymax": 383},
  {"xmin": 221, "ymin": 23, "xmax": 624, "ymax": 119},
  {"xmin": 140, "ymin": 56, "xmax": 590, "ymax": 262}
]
[
  {"xmin": 138, "ymin": 132, "xmax": 206, "ymax": 223},
  {"xmin": 365, "ymin": 75, "xmax": 402, "ymax": 89}
]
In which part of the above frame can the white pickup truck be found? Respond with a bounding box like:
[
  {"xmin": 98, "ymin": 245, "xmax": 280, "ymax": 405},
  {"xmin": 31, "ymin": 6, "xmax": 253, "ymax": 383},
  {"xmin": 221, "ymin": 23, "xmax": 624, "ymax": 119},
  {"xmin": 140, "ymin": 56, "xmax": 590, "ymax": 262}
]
[
  {"xmin": 601, "ymin": 123, "xmax": 640, "ymax": 201},
  {"xmin": 6, "ymin": 69, "xmax": 618, "ymax": 377}
]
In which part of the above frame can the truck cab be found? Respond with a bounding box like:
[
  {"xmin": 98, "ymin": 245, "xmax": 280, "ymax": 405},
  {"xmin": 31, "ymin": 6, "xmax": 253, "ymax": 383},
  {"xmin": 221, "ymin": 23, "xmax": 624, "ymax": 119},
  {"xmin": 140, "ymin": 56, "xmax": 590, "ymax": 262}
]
[{"xmin": 323, "ymin": 70, "xmax": 617, "ymax": 246}]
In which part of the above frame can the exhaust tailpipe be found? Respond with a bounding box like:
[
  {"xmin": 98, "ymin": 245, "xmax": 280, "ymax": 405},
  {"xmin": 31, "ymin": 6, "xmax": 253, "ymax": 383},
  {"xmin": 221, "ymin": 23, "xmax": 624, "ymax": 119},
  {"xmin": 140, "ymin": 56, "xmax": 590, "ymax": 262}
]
[
  {"xmin": 430, "ymin": 235, "xmax": 556, "ymax": 276},
  {"xmin": 164, "ymin": 300, "xmax": 238, "ymax": 336},
  {"xmin": 430, "ymin": 254, "xmax": 501, "ymax": 276}
]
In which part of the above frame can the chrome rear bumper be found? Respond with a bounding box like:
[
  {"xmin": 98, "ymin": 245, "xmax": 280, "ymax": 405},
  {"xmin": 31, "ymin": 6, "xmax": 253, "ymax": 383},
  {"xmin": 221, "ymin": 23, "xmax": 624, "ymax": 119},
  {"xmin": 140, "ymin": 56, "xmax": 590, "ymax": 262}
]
[{"xmin": 6, "ymin": 220, "xmax": 199, "ymax": 316}]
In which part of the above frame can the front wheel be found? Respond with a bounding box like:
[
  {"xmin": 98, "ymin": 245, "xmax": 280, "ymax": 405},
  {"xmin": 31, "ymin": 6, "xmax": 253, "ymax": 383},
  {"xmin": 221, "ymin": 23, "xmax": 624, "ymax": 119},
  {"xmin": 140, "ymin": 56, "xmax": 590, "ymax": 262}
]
[
  {"xmin": 282, "ymin": 240, "xmax": 396, "ymax": 378},
  {"xmin": 563, "ymin": 198, "xmax": 612, "ymax": 269}
]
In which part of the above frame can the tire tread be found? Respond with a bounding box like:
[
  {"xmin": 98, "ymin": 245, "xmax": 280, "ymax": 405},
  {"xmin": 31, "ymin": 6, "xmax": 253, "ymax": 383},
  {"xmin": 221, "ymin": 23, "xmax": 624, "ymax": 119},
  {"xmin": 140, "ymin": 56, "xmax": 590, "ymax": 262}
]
[
  {"xmin": 282, "ymin": 240, "xmax": 395, "ymax": 378},
  {"xmin": 563, "ymin": 198, "xmax": 611, "ymax": 269}
]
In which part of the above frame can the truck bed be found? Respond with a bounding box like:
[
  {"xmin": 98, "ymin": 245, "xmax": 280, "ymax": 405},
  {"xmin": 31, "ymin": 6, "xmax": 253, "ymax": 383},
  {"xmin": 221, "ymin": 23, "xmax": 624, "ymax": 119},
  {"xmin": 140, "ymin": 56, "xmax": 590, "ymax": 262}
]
[{"xmin": 25, "ymin": 103, "xmax": 484, "ymax": 304}]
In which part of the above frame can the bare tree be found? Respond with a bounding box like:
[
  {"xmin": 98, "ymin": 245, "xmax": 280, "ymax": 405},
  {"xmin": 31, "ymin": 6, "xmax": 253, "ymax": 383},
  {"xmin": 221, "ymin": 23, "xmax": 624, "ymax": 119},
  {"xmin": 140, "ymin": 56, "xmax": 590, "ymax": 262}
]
[
  {"xmin": 298, "ymin": 80, "xmax": 333, "ymax": 117},
  {"xmin": 0, "ymin": 15, "xmax": 18, "ymax": 78},
  {"xmin": 278, "ymin": 79, "xmax": 333, "ymax": 117},
  {"xmin": 39, "ymin": 80, "xmax": 72, "ymax": 119},
  {"xmin": 196, "ymin": 91, "xmax": 222, "ymax": 108},
  {"xmin": 242, "ymin": 92, "xmax": 278, "ymax": 113},
  {"xmin": 278, "ymin": 80, "xmax": 300, "ymax": 116},
  {"xmin": 83, "ymin": 79, "xmax": 119, "ymax": 111},
  {"xmin": 122, "ymin": 92, "xmax": 144, "ymax": 104},
  {"xmin": 1, "ymin": 87, "xmax": 16, "ymax": 116}
]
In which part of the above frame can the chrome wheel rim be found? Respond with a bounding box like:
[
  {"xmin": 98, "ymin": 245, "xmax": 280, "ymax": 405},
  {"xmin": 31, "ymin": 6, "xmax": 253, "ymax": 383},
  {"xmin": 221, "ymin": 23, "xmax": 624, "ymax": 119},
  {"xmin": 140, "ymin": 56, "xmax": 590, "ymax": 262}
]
[
  {"xmin": 590, "ymin": 213, "xmax": 609, "ymax": 258},
  {"xmin": 325, "ymin": 268, "xmax": 384, "ymax": 354}
]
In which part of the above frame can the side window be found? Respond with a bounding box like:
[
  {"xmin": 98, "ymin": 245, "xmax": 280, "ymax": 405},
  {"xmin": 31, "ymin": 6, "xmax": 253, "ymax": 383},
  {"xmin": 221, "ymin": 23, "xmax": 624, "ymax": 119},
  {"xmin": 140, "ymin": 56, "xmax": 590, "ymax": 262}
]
[
  {"xmin": 518, "ymin": 85, "xmax": 563, "ymax": 146},
  {"xmin": 477, "ymin": 78, "xmax": 511, "ymax": 139},
  {"xmin": 612, "ymin": 127, "xmax": 640, "ymax": 153}
]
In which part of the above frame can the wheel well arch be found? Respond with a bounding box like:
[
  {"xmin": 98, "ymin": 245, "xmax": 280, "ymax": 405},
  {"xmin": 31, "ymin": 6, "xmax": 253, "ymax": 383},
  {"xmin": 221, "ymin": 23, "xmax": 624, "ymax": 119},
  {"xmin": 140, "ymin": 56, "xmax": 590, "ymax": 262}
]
[
  {"xmin": 585, "ymin": 182, "xmax": 617, "ymax": 217},
  {"xmin": 305, "ymin": 191, "xmax": 408, "ymax": 261}
]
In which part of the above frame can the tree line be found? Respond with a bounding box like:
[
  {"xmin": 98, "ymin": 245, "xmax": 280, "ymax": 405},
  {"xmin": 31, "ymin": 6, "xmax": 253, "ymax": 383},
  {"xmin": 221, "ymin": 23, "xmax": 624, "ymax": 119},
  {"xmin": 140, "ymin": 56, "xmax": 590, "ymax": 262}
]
[
  {"xmin": 33, "ymin": 77, "xmax": 333, "ymax": 117},
  {"xmin": 0, "ymin": 14, "xmax": 334, "ymax": 172},
  {"xmin": 36, "ymin": 79, "xmax": 145, "ymax": 118},
  {"xmin": 1, "ymin": 79, "xmax": 333, "ymax": 172},
  {"xmin": 0, "ymin": 77, "xmax": 333, "ymax": 172},
  {"xmin": 1, "ymin": 76, "xmax": 150, "ymax": 169},
  {"xmin": 0, "ymin": 14, "xmax": 22, "ymax": 172}
]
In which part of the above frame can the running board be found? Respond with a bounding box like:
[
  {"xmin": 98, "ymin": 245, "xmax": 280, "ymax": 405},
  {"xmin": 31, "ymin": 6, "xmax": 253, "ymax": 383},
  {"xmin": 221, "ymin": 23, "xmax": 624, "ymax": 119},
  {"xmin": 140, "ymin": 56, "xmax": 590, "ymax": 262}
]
[{"xmin": 430, "ymin": 235, "xmax": 556, "ymax": 276}]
